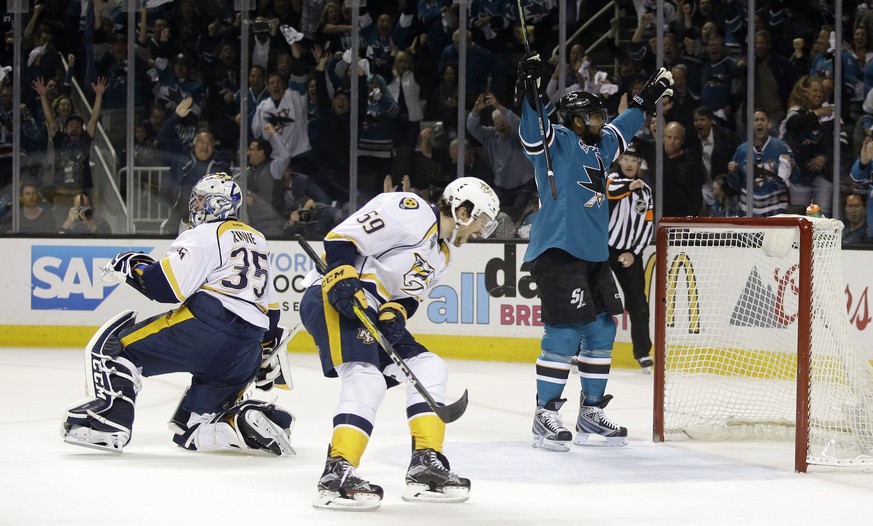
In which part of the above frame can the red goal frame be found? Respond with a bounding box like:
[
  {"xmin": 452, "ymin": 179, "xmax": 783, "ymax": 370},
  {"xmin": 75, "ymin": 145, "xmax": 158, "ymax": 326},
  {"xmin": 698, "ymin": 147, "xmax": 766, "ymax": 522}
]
[{"xmin": 652, "ymin": 217, "xmax": 816, "ymax": 472}]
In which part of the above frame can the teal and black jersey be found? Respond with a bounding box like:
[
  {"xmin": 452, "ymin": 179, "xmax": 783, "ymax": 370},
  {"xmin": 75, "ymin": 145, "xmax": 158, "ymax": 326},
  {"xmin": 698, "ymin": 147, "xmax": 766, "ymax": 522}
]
[{"xmin": 518, "ymin": 101, "xmax": 645, "ymax": 263}]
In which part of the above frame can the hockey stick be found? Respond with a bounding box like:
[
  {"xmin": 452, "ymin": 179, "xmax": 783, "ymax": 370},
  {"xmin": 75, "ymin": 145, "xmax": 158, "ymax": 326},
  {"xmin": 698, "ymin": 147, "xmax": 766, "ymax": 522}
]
[
  {"xmin": 517, "ymin": 0, "xmax": 557, "ymax": 200},
  {"xmin": 297, "ymin": 236, "xmax": 469, "ymax": 424}
]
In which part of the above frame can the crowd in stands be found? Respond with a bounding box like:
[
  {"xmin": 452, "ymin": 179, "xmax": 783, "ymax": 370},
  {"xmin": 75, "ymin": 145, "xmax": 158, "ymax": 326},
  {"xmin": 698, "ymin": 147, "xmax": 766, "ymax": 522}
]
[{"xmin": 2, "ymin": 0, "xmax": 873, "ymax": 245}]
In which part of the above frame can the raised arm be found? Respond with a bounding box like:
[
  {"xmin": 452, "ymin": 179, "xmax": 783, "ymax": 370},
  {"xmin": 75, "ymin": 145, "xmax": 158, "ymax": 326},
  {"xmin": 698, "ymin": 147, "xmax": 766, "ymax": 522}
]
[{"xmin": 87, "ymin": 77, "xmax": 108, "ymax": 138}]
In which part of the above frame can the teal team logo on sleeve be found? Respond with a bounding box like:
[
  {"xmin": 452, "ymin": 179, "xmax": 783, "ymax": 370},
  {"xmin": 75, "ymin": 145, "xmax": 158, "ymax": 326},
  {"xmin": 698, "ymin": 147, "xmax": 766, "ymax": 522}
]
[{"xmin": 31, "ymin": 245, "xmax": 152, "ymax": 310}]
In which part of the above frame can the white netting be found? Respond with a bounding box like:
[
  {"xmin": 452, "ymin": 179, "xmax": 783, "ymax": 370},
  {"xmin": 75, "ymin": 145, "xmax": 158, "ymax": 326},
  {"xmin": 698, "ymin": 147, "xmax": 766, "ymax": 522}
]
[{"xmin": 659, "ymin": 217, "xmax": 873, "ymax": 468}]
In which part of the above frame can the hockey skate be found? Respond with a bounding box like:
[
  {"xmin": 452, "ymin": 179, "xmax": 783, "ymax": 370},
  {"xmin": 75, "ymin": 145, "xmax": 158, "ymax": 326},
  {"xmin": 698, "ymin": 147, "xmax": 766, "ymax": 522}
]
[
  {"xmin": 574, "ymin": 394, "xmax": 628, "ymax": 447},
  {"xmin": 532, "ymin": 398, "xmax": 572, "ymax": 452},
  {"xmin": 236, "ymin": 405, "xmax": 295, "ymax": 457},
  {"xmin": 313, "ymin": 455, "xmax": 383, "ymax": 511},
  {"xmin": 62, "ymin": 423, "xmax": 129, "ymax": 453},
  {"xmin": 403, "ymin": 448, "xmax": 471, "ymax": 503},
  {"xmin": 636, "ymin": 356, "xmax": 654, "ymax": 375}
]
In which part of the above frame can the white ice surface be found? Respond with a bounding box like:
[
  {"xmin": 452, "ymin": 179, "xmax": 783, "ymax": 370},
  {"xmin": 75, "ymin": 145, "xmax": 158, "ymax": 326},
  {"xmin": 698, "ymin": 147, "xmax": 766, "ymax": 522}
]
[{"xmin": 2, "ymin": 348, "xmax": 872, "ymax": 525}]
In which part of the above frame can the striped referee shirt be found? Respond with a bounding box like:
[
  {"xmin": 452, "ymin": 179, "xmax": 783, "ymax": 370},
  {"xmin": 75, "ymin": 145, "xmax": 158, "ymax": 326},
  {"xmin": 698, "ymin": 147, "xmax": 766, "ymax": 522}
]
[{"xmin": 607, "ymin": 173, "xmax": 654, "ymax": 256}]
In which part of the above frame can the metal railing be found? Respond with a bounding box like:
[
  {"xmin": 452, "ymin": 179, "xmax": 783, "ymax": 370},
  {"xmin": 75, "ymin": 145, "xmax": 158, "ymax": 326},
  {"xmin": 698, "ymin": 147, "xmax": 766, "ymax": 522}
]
[{"xmin": 117, "ymin": 165, "xmax": 170, "ymax": 234}]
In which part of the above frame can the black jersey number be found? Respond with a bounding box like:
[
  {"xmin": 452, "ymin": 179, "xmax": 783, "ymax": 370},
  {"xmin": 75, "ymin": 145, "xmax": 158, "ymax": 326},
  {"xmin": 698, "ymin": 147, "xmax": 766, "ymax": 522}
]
[
  {"xmin": 222, "ymin": 248, "xmax": 269, "ymax": 298},
  {"xmin": 357, "ymin": 210, "xmax": 385, "ymax": 234}
]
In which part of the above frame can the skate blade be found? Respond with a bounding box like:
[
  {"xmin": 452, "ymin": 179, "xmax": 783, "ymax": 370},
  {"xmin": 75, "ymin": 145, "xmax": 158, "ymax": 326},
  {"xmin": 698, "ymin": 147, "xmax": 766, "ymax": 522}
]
[
  {"xmin": 573, "ymin": 432, "xmax": 628, "ymax": 447},
  {"xmin": 531, "ymin": 435, "xmax": 571, "ymax": 452},
  {"xmin": 313, "ymin": 490, "xmax": 381, "ymax": 511},
  {"xmin": 640, "ymin": 367, "xmax": 652, "ymax": 375},
  {"xmin": 62, "ymin": 435, "xmax": 124, "ymax": 453},
  {"xmin": 402, "ymin": 484, "xmax": 470, "ymax": 503}
]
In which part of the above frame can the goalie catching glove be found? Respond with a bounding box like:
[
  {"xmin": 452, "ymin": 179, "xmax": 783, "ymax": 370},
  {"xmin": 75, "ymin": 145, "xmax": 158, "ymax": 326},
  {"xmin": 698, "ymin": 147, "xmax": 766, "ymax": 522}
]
[
  {"xmin": 101, "ymin": 251, "xmax": 156, "ymax": 294},
  {"xmin": 255, "ymin": 325, "xmax": 297, "ymax": 391},
  {"xmin": 322, "ymin": 263, "xmax": 368, "ymax": 320},
  {"xmin": 378, "ymin": 302, "xmax": 407, "ymax": 344},
  {"xmin": 629, "ymin": 67, "xmax": 674, "ymax": 112}
]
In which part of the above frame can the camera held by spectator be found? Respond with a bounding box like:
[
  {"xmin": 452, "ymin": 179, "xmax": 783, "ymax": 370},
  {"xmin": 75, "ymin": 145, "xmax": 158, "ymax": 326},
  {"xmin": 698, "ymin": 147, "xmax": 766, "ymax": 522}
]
[{"xmin": 77, "ymin": 206, "xmax": 94, "ymax": 221}]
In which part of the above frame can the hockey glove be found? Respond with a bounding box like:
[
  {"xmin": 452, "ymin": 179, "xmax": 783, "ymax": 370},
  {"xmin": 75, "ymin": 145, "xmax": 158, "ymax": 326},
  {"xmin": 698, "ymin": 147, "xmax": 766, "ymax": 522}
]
[
  {"xmin": 377, "ymin": 302, "xmax": 408, "ymax": 344},
  {"xmin": 629, "ymin": 67, "xmax": 674, "ymax": 113},
  {"xmin": 515, "ymin": 52, "xmax": 542, "ymax": 108},
  {"xmin": 256, "ymin": 325, "xmax": 297, "ymax": 391},
  {"xmin": 322, "ymin": 263, "xmax": 368, "ymax": 320},
  {"xmin": 101, "ymin": 251, "xmax": 156, "ymax": 294}
]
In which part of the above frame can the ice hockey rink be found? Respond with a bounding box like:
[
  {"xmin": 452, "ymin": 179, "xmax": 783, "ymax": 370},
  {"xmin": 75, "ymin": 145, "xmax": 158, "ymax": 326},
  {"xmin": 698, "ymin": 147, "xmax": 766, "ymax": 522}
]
[{"xmin": 3, "ymin": 347, "xmax": 873, "ymax": 525}]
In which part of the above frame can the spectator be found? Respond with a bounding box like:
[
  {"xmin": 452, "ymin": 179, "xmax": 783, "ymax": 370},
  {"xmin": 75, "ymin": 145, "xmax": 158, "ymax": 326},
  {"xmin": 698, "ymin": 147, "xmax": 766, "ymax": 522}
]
[
  {"xmin": 466, "ymin": 92, "xmax": 535, "ymax": 222},
  {"xmin": 388, "ymin": 47, "xmax": 426, "ymax": 179},
  {"xmin": 439, "ymin": 29, "xmax": 505, "ymax": 104},
  {"xmin": 663, "ymin": 64, "xmax": 698, "ymax": 133},
  {"xmin": 235, "ymin": 65, "xmax": 270, "ymax": 138},
  {"xmin": 843, "ymin": 193, "xmax": 869, "ymax": 245},
  {"xmin": 428, "ymin": 64, "xmax": 459, "ymax": 134},
  {"xmin": 315, "ymin": 2, "xmax": 353, "ymax": 55},
  {"xmin": 418, "ymin": 121, "xmax": 455, "ymax": 187},
  {"xmin": 158, "ymin": 97, "xmax": 230, "ymax": 233},
  {"xmin": 2, "ymin": 181, "xmax": 56, "ymax": 234},
  {"xmin": 358, "ymin": 73, "xmax": 399, "ymax": 197},
  {"xmin": 60, "ymin": 192, "xmax": 112, "ymax": 235},
  {"xmin": 849, "ymin": 135, "xmax": 873, "ymax": 238},
  {"xmin": 281, "ymin": 196, "xmax": 345, "ymax": 239},
  {"xmin": 685, "ymin": 106, "xmax": 740, "ymax": 215},
  {"xmin": 661, "ymin": 121, "xmax": 705, "ymax": 217},
  {"xmin": 202, "ymin": 41, "xmax": 241, "ymax": 153},
  {"xmin": 252, "ymin": 68, "xmax": 317, "ymax": 179},
  {"xmin": 246, "ymin": 124, "xmax": 292, "ymax": 237},
  {"xmin": 250, "ymin": 16, "xmax": 285, "ymax": 73},
  {"xmin": 154, "ymin": 52, "xmax": 205, "ymax": 117},
  {"xmin": 33, "ymin": 76, "xmax": 107, "ymax": 221},
  {"xmin": 700, "ymin": 34, "xmax": 736, "ymax": 130},
  {"xmin": 470, "ymin": 0, "xmax": 515, "ymax": 52},
  {"xmin": 726, "ymin": 109, "xmax": 795, "ymax": 217},
  {"xmin": 734, "ymin": 30, "xmax": 797, "ymax": 136},
  {"xmin": 606, "ymin": 145, "xmax": 654, "ymax": 371},
  {"xmin": 781, "ymin": 75, "xmax": 834, "ymax": 216}
]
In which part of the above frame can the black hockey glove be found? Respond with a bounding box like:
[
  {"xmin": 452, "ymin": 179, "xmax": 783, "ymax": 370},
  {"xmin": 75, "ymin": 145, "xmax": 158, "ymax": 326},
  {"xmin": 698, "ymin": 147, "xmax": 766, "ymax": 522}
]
[
  {"xmin": 101, "ymin": 251, "xmax": 156, "ymax": 293},
  {"xmin": 515, "ymin": 52, "xmax": 542, "ymax": 108},
  {"xmin": 629, "ymin": 67, "xmax": 674, "ymax": 112},
  {"xmin": 256, "ymin": 325, "xmax": 295, "ymax": 391},
  {"xmin": 377, "ymin": 302, "xmax": 408, "ymax": 344},
  {"xmin": 322, "ymin": 263, "xmax": 368, "ymax": 320}
]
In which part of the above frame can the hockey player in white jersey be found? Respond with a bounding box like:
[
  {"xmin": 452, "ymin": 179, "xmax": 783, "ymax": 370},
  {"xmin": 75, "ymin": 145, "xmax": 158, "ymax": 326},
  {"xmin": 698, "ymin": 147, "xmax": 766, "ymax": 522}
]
[
  {"xmin": 62, "ymin": 173, "xmax": 295, "ymax": 456},
  {"xmin": 299, "ymin": 178, "xmax": 500, "ymax": 511}
]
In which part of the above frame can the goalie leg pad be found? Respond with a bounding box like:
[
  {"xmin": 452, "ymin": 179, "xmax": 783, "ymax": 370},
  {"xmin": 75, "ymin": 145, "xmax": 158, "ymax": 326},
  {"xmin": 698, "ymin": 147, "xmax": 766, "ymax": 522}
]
[
  {"xmin": 175, "ymin": 400, "xmax": 295, "ymax": 456},
  {"xmin": 62, "ymin": 357, "xmax": 142, "ymax": 453}
]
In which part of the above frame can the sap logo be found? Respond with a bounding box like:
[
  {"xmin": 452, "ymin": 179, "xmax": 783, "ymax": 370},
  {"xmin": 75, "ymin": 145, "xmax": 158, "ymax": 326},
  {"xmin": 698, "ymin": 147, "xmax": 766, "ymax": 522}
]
[{"xmin": 31, "ymin": 245, "xmax": 152, "ymax": 310}]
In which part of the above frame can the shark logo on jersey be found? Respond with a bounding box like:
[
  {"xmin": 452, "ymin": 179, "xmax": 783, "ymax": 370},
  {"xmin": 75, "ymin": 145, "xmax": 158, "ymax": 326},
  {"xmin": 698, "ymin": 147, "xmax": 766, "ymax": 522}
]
[
  {"xmin": 356, "ymin": 327, "xmax": 376, "ymax": 344},
  {"xmin": 265, "ymin": 109, "xmax": 295, "ymax": 134},
  {"xmin": 399, "ymin": 197, "xmax": 419, "ymax": 210},
  {"xmin": 578, "ymin": 159, "xmax": 606, "ymax": 208},
  {"xmin": 402, "ymin": 252, "xmax": 435, "ymax": 294}
]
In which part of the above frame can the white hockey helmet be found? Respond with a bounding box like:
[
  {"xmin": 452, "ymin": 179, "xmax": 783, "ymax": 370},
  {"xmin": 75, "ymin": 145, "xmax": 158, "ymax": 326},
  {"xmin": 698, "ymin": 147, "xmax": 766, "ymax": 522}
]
[
  {"xmin": 443, "ymin": 177, "xmax": 500, "ymax": 238},
  {"xmin": 188, "ymin": 172, "xmax": 242, "ymax": 227}
]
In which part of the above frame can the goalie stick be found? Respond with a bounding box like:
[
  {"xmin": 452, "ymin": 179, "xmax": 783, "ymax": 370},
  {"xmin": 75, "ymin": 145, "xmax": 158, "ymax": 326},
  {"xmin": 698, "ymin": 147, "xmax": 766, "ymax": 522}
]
[
  {"xmin": 517, "ymin": 0, "xmax": 557, "ymax": 200},
  {"xmin": 297, "ymin": 235, "xmax": 469, "ymax": 424}
]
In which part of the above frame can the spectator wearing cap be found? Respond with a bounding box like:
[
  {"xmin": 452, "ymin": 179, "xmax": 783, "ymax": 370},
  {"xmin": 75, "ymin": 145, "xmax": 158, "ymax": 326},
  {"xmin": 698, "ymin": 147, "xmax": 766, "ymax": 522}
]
[
  {"xmin": 32, "ymin": 76, "xmax": 107, "ymax": 220},
  {"xmin": 95, "ymin": 33, "xmax": 150, "ymax": 148},
  {"xmin": 606, "ymin": 145, "xmax": 654, "ymax": 370}
]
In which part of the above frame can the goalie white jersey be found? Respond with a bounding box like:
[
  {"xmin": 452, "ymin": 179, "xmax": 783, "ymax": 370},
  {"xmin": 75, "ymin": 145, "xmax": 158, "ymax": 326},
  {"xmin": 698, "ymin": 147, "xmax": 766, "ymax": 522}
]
[
  {"xmin": 303, "ymin": 192, "xmax": 452, "ymax": 306},
  {"xmin": 159, "ymin": 220, "xmax": 276, "ymax": 329}
]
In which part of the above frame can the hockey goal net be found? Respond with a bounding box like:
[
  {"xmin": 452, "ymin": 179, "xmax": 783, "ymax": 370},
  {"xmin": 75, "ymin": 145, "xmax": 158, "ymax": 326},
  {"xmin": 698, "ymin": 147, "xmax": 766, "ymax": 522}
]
[{"xmin": 653, "ymin": 216, "xmax": 873, "ymax": 472}]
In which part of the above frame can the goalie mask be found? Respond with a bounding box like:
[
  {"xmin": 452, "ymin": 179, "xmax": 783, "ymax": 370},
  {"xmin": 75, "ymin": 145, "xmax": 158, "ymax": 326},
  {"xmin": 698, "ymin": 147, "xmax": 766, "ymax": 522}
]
[
  {"xmin": 188, "ymin": 172, "xmax": 242, "ymax": 227},
  {"xmin": 443, "ymin": 177, "xmax": 500, "ymax": 241},
  {"xmin": 556, "ymin": 91, "xmax": 608, "ymax": 129}
]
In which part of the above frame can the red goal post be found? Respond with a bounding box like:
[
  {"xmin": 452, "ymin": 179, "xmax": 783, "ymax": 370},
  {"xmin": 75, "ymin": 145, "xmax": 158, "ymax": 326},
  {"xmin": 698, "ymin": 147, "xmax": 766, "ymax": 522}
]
[{"xmin": 652, "ymin": 216, "xmax": 873, "ymax": 472}]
